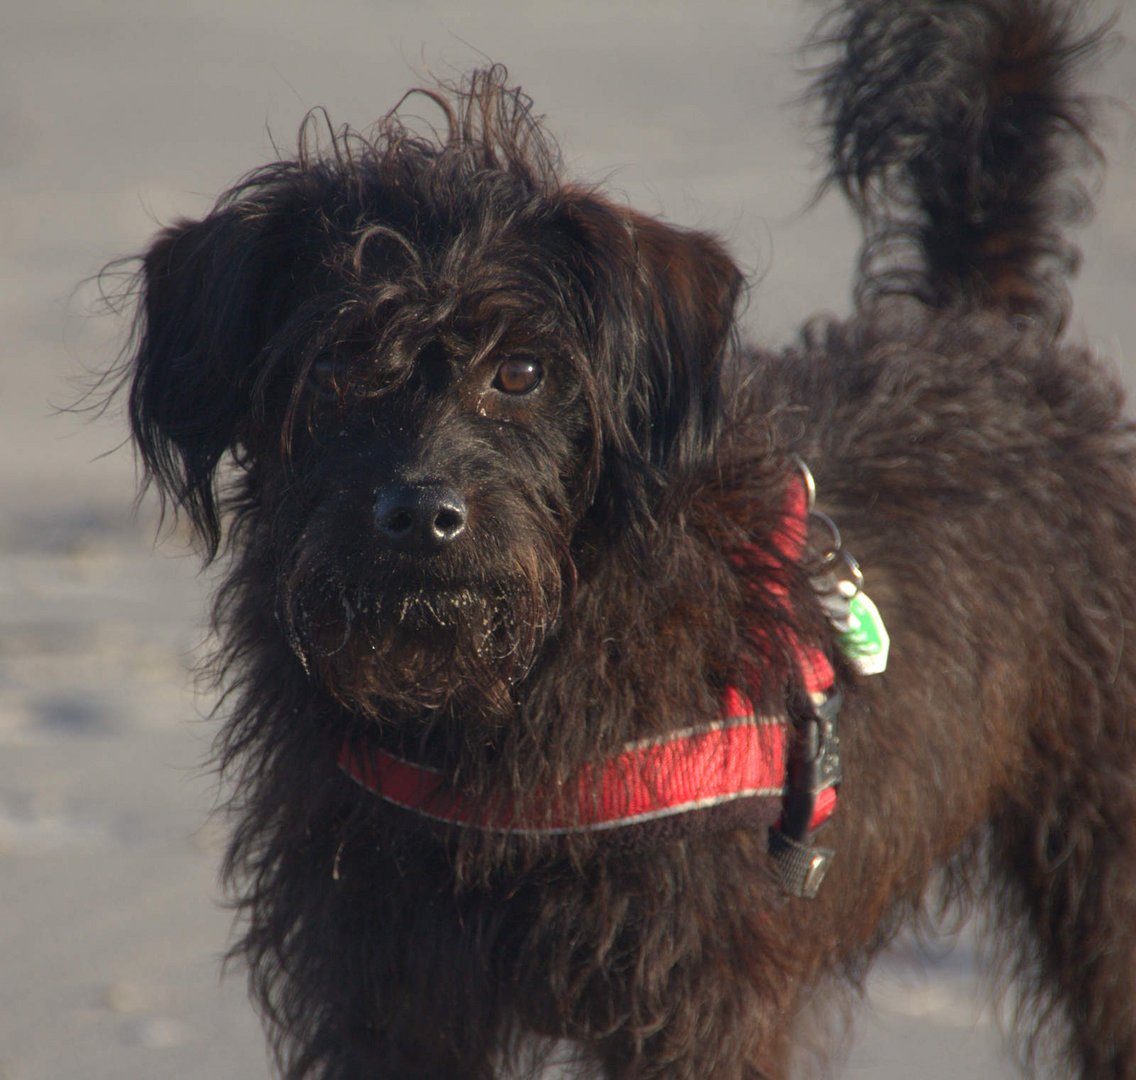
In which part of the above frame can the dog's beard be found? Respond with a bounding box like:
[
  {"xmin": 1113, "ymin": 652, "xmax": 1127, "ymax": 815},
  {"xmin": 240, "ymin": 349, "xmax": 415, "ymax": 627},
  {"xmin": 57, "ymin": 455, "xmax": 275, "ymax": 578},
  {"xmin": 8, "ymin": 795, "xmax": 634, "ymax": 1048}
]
[{"xmin": 278, "ymin": 543, "xmax": 562, "ymax": 717}]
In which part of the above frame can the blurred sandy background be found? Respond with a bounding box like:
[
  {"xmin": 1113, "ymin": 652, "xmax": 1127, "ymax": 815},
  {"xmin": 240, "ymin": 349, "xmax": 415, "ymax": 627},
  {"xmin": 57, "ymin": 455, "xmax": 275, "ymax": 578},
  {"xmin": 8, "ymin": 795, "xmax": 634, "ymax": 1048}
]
[{"xmin": 3, "ymin": 2, "xmax": 1135, "ymax": 1077}]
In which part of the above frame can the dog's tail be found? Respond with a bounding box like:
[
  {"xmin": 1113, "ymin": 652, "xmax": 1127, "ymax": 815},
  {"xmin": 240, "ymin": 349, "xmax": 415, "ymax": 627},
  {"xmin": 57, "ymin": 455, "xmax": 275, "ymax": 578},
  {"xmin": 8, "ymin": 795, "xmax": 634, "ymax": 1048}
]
[{"xmin": 813, "ymin": 0, "xmax": 1106, "ymax": 331}]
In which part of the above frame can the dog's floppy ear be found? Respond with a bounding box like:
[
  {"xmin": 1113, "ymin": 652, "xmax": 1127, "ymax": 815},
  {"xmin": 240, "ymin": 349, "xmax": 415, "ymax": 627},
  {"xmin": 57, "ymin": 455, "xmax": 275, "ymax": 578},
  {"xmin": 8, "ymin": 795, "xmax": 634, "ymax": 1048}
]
[
  {"xmin": 126, "ymin": 204, "xmax": 298, "ymax": 556},
  {"xmin": 559, "ymin": 195, "xmax": 744, "ymax": 479}
]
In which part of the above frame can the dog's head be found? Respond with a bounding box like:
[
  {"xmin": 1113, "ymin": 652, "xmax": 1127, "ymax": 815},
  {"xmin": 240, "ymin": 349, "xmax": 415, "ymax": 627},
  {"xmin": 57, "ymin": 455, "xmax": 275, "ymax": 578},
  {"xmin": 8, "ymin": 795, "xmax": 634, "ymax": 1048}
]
[{"xmin": 122, "ymin": 68, "xmax": 744, "ymax": 718}]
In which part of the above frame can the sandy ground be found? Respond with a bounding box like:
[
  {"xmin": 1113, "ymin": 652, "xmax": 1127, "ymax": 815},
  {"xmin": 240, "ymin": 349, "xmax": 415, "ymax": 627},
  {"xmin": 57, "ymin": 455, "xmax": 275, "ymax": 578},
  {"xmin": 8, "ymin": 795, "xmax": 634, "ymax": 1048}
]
[{"xmin": 3, "ymin": 2, "xmax": 1136, "ymax": 1078}]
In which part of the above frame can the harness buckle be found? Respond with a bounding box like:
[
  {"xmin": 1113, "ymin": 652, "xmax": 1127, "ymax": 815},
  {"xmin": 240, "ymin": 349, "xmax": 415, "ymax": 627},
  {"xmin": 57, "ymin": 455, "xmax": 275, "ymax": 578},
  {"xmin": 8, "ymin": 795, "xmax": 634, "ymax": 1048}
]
[
  {"xmin": 770, "ymin": 688, "xmax": 843, "ymax": 898},
  {"xmin": 768, "ymin": 831, "xmax": 835, "ymax": 900}
]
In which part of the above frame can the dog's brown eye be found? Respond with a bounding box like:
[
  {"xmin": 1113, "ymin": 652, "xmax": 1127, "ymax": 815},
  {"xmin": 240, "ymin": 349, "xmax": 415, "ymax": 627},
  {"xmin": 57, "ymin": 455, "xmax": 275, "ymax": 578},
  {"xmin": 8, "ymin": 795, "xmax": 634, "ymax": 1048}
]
[{"xmin": 493, "ymin": 358, "xmax": 543, "ymax": 396}]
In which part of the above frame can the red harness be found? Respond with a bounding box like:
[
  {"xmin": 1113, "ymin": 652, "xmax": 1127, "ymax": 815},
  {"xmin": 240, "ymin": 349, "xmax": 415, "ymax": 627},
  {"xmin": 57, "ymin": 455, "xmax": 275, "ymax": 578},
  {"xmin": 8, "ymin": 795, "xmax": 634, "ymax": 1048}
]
[
  {"xmin": 337, "ymin": 682, "xmax": 835, "ymax": 836},
  {"xmin": 337, "ymin": 475, "xmax": 841, "ymax": 883}
]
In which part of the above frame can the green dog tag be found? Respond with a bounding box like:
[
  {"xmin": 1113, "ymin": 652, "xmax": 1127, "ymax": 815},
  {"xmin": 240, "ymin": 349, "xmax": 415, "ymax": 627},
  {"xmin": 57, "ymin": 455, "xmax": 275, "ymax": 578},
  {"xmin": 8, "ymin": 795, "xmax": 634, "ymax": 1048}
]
[{"xmin": 839, "ymin": 592, "xmax": 889, "ymax": 675}]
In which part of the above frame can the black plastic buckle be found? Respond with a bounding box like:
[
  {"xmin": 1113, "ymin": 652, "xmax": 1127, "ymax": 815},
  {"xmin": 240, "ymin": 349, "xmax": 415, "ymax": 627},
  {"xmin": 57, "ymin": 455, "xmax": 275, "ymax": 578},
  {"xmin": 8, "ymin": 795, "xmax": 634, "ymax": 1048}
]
[{"xmin": 768, "ymin": 831, "xmax": 834, "ymax": 900}]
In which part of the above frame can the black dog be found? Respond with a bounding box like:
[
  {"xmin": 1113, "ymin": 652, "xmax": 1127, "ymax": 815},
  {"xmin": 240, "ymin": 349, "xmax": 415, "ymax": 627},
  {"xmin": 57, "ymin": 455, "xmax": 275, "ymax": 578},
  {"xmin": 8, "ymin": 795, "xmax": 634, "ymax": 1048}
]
[{"xmin": 111, "ymin": 0, "xmax": 1136, "ymax": 1076}]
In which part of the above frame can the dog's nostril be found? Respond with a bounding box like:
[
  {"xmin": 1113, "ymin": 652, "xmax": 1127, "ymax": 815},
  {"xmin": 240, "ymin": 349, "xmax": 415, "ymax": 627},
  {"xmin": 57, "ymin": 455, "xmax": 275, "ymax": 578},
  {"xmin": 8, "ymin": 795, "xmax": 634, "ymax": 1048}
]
[
  {"xmin": 384, "ymin": 509, "xmax": 414, "ymax": 536},
  {"xmin": 375, "ymin": 485, "xmax": 467, "ymax": 550},
  {"xmin": 432, "ymin": 503, "xmax": 466, "ymax": 541}
]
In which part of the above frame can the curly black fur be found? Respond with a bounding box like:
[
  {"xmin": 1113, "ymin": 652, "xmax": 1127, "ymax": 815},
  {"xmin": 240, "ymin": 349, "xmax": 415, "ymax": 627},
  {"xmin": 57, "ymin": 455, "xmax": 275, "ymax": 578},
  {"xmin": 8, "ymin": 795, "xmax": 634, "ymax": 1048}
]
[
  {"xmin": 107, "ymin": 2, "xmax": 1136, "ymax": 1077},
  {"xmin": 812, "ymin": 0, "xmax": 1106, "ymax": 329}
]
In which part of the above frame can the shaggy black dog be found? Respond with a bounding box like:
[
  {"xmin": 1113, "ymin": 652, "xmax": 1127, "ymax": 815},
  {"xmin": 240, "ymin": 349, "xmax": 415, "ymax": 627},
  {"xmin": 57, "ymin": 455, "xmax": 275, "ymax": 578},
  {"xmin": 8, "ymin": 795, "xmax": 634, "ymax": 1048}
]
[{"xmin": 111, "ymin": 0, "xmax": 1136, "ymax": 1076}]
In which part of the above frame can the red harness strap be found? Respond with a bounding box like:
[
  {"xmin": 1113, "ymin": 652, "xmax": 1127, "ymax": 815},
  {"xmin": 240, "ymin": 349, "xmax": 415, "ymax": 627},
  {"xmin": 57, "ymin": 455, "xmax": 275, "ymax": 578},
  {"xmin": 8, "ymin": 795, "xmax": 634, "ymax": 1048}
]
[{"xmin": 338, "ymin": 702, "xmax": 789, "ymax": 835}]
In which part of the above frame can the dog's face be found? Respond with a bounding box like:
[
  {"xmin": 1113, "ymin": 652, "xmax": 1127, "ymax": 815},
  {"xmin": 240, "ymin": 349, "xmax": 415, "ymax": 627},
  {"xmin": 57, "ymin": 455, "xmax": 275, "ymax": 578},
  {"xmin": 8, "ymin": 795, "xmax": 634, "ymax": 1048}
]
[
  {"xmin": 261, "ymin": 244, "xmax": 596, "ymax": 715},
  {"xmin": 124, "ymin": 73, "xmax": 744, "ymax": 722}
]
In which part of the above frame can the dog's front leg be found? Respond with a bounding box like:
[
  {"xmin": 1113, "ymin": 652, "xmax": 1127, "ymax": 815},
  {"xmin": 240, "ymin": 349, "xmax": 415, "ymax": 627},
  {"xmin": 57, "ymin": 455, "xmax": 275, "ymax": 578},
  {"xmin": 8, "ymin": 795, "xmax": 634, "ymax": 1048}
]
[{"xmin": 264, "ymin": 990, "xmax": 501, "ymax": 1080}]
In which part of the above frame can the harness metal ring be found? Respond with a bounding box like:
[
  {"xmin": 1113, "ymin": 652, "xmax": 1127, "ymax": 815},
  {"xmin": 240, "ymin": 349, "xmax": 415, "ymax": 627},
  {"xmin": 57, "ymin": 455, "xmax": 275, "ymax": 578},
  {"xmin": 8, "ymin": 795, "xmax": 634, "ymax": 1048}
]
[
  {"xmin": 808, "ymin": 510, "xmax": 842, "ymax": 567},
  {"xmin": 793, "ymin": 456, "xmax": 817, "ymax": 513}
]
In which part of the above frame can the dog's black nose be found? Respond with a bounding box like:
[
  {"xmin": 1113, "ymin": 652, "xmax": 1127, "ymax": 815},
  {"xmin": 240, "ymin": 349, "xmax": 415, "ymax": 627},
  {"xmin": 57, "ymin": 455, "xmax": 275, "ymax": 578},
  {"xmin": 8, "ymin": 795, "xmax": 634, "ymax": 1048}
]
[{"xmin": 374, "ymin": 483, "xmax": 468, "ymax": 552}]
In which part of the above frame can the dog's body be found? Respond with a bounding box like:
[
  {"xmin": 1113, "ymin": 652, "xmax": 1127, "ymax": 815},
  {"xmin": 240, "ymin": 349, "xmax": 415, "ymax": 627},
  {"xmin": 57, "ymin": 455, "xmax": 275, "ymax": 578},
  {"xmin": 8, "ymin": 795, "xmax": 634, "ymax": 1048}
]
[{"xmin": 111, "ymin": 1, "xmax": 1136, "ymax": 1076}]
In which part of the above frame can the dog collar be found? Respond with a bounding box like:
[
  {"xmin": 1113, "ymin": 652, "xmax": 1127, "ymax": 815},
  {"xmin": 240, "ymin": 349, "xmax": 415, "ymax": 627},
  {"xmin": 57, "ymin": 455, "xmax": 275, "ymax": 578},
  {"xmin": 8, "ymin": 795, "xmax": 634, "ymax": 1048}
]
[{"xmin": 337, "ymin": 466, "xmax": 852, "ymax": 896}]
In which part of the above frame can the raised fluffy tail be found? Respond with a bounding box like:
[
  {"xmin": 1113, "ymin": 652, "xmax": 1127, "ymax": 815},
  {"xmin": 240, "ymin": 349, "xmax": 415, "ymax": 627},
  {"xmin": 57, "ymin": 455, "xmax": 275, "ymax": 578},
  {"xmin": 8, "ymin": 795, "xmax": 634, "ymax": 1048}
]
[{"xmin": 812, "ymin": 0, "xmax": 1105, "ymax": 331}]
